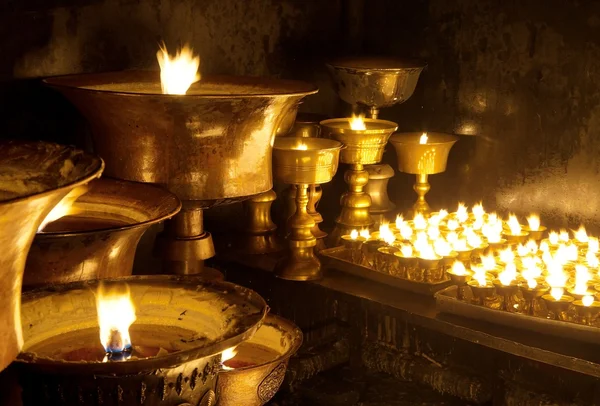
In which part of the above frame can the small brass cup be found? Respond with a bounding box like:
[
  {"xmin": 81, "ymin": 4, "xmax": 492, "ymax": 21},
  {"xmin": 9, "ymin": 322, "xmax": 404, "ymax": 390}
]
[{"xmin": 541, "ymin": 294, "xmax": 574, "ymax": 321}]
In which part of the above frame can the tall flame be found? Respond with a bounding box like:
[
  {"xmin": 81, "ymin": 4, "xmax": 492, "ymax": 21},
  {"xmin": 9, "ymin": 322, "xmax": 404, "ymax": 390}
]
[
  {"xmin": 38, "ymin": 185, "xmax": 89, "ymax": 232},
  {"xmin": 156, "ymin": 43, "xmax": 200, "ymax": 95},
  {"xmin": 349, "ymin": 114, "xmax": 367, "ymax": 131},
  {"xmin": 419, "ymin": 132, "xmax": 428, "ymax": 144},
  {"xmin": 96, "ymin": 283, "xmax": 136, "ymax": 353},
  {"xmin": 527, "ymin": 214, "xmax": 540, "ymax": 232},
  {"xmin": 507, "ymin": 214, "xmax": 521, "ymax": 235}
]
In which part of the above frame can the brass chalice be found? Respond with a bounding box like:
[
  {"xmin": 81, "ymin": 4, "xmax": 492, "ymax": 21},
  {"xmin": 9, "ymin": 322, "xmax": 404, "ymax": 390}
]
[
  {"xmin": 389, "ymin": 132, "xmax": 459, "ymax": 215},
  {"xmin": 272, "ymin": 138, "xmax": 342, "ymax": 280},
  {"xmin": 320, "ymin": 118, "xmax": 398, "ymax": 245}
]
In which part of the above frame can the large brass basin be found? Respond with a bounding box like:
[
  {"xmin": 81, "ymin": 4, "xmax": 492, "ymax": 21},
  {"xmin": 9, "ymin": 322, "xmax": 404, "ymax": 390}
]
[
  {"xmin": 326, "ymin": 57, "xmax": 426, "ymax": 113},
  {"xmin": 0, "ymin": 141, "xmax": 103, "ymax": 372},
  {"xmin": 24, "ymin": 178, "xmax": 181, "ymax": 288},
  {"xmin": 44, "ymin": 71, "xmax": 318, "ymax": 207}
]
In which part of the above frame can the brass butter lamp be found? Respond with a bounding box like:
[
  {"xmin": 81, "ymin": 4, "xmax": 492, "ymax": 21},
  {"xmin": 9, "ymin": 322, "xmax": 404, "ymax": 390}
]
[
  {"xmin": 272, "ymin": 138, "xmax": 342, "ymax": 280},
  {"xmin": 320, "ymin": 117, "xmax": 398, "ymax": 245},
  {"xmin": 389, "ymin": 132, "xmax": 459, "ymax": 215}
]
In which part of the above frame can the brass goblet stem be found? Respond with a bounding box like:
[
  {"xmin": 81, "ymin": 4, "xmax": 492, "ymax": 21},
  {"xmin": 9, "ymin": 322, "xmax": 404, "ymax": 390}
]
[
  {"xmin": 413, "ymin": 173, "xmax": 431, "ymax": 215},
  {"xmin": 240, "ymin": 190, "xmax": 283, "ymax": 254},
  {"xmin": 307, "ymin": 185, "xmax": 327, "ymax": 250},
  {"xmin": 330, "ymin": 163, "xmax": 373, "ymax": 245},
  {"xmin": 276, "ymin": 184, "xmax": 321, "ymax": 281}
]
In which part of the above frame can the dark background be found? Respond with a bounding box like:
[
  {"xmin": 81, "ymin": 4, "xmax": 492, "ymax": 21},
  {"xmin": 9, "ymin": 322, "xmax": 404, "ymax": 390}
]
[{"xmin": 3, "ymin": 0, "xmax": 600, "ymax": 231}]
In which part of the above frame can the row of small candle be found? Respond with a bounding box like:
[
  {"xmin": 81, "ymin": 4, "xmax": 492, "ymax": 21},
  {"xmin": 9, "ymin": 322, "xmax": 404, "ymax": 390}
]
[{"xmin": 341, "ymin": 202, "xmax": 600, "ymax": 316}]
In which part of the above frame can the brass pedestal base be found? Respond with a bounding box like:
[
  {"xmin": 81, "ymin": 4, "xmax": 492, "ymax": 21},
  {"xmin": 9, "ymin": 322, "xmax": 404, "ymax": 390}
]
[
  {"xmin": 412, "ymin": 173, "xmax": 431, "ymax": 215},
  {"xmin": 365, "ymin": 164, "xmax": 396, "ymax": 228},
  {"xmin": 276, "ymin": 184, "xmax": 321, "ymax": 281},
  {"xmin": 240, "ymin": 190, "xmax": 284, "ymax": 255},
  {"xmin": 156, "ymin": 207, "xmax": 216, "ymax": 275},
  {"xmin": 308, "ymin": 185, "xmax": 328, "ymax": 250},
  {"xmin": 330, "ymin": 164, "xmax": 373, "ymax": 246}
]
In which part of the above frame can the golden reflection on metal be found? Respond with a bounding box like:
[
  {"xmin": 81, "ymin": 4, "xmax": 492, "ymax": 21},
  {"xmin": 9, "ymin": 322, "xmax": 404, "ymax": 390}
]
[
  {"xmin": 0, "ymin": 141, "xmax": 103, "ymax": 372},
  {"xmin": 272, "ymin": 138, "xmax": 342, "ymax": 280},
  {"xmin": 240, "ymin": 190, "xmax": 283, "ymax": 255},
  {"xmin": 320, "ymin": 118, "xmax": 398, "ymax": 245},
  {"xmin": 389, "ymin": 132, "xmax": 458, "ymax": 215},
  {"xmin": 364, "ymin": 164, "xmax": 396, "ymax": 228},
  {"xmin": 44, "ymin": 71, "xmax": 317, "ymax": 274}
]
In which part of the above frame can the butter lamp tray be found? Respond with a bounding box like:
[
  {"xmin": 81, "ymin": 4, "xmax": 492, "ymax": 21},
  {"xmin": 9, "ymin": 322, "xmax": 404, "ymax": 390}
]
[
  {"xmin": 436, "ymin": 286, "xmax": 600, "ymax": 345},
  {"xmin": 320, "ymin": 246, "xmax": 451, "ymax": 296}
]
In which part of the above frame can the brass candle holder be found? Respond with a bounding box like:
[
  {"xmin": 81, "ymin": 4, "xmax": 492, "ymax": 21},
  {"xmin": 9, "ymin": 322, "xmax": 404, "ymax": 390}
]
[
  {"xmin": 572, "ymin": 300, "xmax": 600, "ymax": 325},
  {"xmin": 524, "ymin": 225, "xmax": 547, "ymax": 241},
  {"xmin": 320, "ymin": 118, "xmax": 398, "ymax": 245},
  {"xmin": 389, "ymin": 132, "xmax": 459, "ymax": 215},
  {"xmin": 519, "ymin": 282, "xmax": 550, "ymax": 316},
  {"xmin": 272, "ymin": 138, "xmax": 342, "ymax": 280},
  {"xmin": 493, "ymin": 279, "xmax": 519, "ymax": 312},
  {"xmin": 240, "ymin": 189, "xmax": 284, "ymax": 255},
  {"xmin": 467, "ymin": 280, "xmax": 496, "ymax": 306},
  {"xmin": 541, "ymin": 294, "xmax": 574, "ymax": 321},
  {"xmin": 365, "ymin": 164, "xmax": 396, "ymax": 228},
  {"xmin": 503, "ymin": 231, "xmax": 530, "ymax": 245},
  {"xmin": 446, "ymin": 269, "xmax": 472, "ymax": 301}
]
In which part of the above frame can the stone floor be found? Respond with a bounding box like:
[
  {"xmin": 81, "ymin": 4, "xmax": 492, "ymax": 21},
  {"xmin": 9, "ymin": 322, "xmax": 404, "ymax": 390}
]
[{"xmin": 268, "ymin": 367, "xmax": 471, "ymax": 406}]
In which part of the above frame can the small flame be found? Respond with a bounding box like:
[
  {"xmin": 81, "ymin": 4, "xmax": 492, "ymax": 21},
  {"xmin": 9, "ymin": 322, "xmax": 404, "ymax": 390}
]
[
  {"xmin": 456, "ymin": 203, "xmax": 469, "ymax": 223},
  {"xmin": 413, "ymin": 213, "xmax": 427, "ymax": 230},
  {"xmin": 451, "ymin": 261, "xmax": 467, "ymax": 276},
  {"xmin": 359, "ymin": 229, "xmax": 371, "ymax": 240},
  {"xmin": 294, "ymin": 142, "xmax": 308, "ymax": 151},
  {"xmin": 434, "ymin": 238, "xmax": 452, "ymax": 257},
  {"xmin": 472, "ymin": 202, "xmax": 485, "ymax": 219},
  {"xmin": 395, "ymin": 215, "xmax": 405, "ymax": 230},
  {"xmin": 221, "ymin": 347, "xmax": 238, "ymax": 370},
  {"xmin": 587, "ymin": 251, "xmax": 599, "ymax": 268},
  {"xmin": 349, "ymin": 114, "xmax": 367, "ymax": 131},
  {"xmin": 438, "ymin": 209, "xmax": 449, "ymax": 219},
  {"xmin": 427, "ymin": 225, "xmax": 441, "ymax": 241},
  {"xmin": 38, "ymin": 185, "xmax": 89, "ymax": 232},
  {"xmin": 474, "ymin": 270, "xmax": 488, "ymax": 287},
  {"xmin": 583, "ymin": 295, "xmax": 595, "ymax": 307},
  {"xmin": 548, "ymin": 231, "xmax": 559, "ymax": 245},
  {"xmin": 525, "ymin": 239, "xmax": 538, "ymax": 254},
  {"xmin": 446, "ymin": 219, "xmax": 460, "ymax": 231},
  {"xmin": 96, "ymin": 283, "xmax": 136, "ymax": 354},
  {"xmin": 575, "ymin": 225, "xmax": 589, "ymax": 243},
  {"xmin": 540, "ymin": 240, "xmax": 550, "ymax": 252},
  {"xmin": 400, "ymin": 244, "xmax": 413, "ymax": 257},
  {"xmin": 575, "ymin": 264, "xmax": 590, "ymax": 294},
  {"xmin": 527, "ymin": 214, "xmax": 540, "ymax": 232},
  {"xmin": 399, "ymin": 223, "xmax": 413, "ymax": 240},
  {"xmin": 559, "ymin": 229, "xmax": 570, "ymax": 242},
  {"xmin": 498, "ymin": 247, "xmax": 515, "ymax": 264},
  {"xmin": 589, "ymin": 237, "xmax": 599, "ymax": 254},
  {"xmin": 507, "ymin": 214, "xmax": 521, "ymax": 235},
  {"xmin": 419, "ymin": 132, "xmax": 428, "ymax": 144},
  {"xmin": 527, "ymin": 278, "xmax": 538, "ymax": 289},
  {"xmin": 350, "ymin": 229, "xmax": 359, "ymax": 240},
  {"xmin": 550, "ymin": 287, "xmax": 564, "ymax": 301},
  {"xmin": 480, "ymin": 253, "xmax": 496, "ymax": 271},
  {"xmin": 156, "ymin": 43, "xmax": 200, "ymax": 95},
  {"xmin": 516, "ymin": 243, "xmax": 529, "ymax": 257}
]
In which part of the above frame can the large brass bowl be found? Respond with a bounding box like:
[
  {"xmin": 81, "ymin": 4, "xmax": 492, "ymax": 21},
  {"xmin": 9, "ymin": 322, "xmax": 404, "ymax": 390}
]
[
  {"xmin": 24, "ymin": 178, "xmax": 181, "ymax": 288},
  {"xmin": 216, "ymin": 314, "xmax": 303, "ymax": 406},
  {"xmin": 0, "ymin": 141, "xmax": 103, "ymax": 372},
  {"xmin": 272, "ymin": 138, "xmax": 342, "ymax": 185},
  {"xmin": 326, "ymin": 57, "xmax": 426, "ymax": 110},
  {"xmin": 44, "ymin": 71, "xmax": 318, "ymax": 207},
  {"xmin": 320, "ymin": 118, "xmax": 398, "ymax": 165},
  {"xmin": 389, "ymin": 132, "xmax": 459, "ymax": 174}
]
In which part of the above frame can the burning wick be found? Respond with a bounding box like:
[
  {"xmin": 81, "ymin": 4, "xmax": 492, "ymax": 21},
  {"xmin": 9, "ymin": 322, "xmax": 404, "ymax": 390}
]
[
  {"xmin": 507, "ymin": 214, "xmax": 521, "ymax": 235},
  {"xmin": 156, "ymin": 43, "xmax": 200, "ymax": 95},
  {"xmin": 527, "ymin": 214, "xmax": 540, "ymax": 232},
  {"xmin": 575, "ymin": 225, "xmax": 589, "ymax": 243},
  {"xmin": 350, "ymin": 229, "xmax": 359, "ymax": 240},
  {"xmin": 220, "ymin": 347, "xmax": 238, "ymax": 370},
  {"xmin": 38, "ymin": 185, "xmax": 89, "ymax": 232},
  {"xmin": 419, "ymin": 132, "xmax": 428, "ymax": 144},
  {"xmin": 349, "ymin": 114, "xmax": 366, "ymax": 131},
  {"xmin": 96, "ymin": 283, "xmax": 136, "ymax": 361}
]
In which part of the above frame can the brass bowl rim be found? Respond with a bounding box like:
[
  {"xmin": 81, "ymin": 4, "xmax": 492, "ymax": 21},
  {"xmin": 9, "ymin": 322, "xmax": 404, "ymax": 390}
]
[
  {"xmin": 0, "ymin": 141, "xmax": 104, "ymax": 205},
  {"xmin": 44, "ymin": 70, "xmax": 318, "ymax": 99},
  {"xmin": 16, "ymin": 275, "xmax": 269, "ymax": 375},
  {"xmin": 218, "ymin": 313, "xmax": 303, "ymax": 375},
  {"xmin": 36, "ymin": 178, "xmax": 182, "ymax": 238},
  {"xmin": 320, "ymin": 118, "xmax": 398, "ymax": 134},
  {"xmin": 389, "ymin": 131, "xmax": 459, "ymax": 146},
  {"xmin": 273, "ymin": 137, "xmax": 343, "ymax": 152},
  {"xmin": 326, "ymin": 57, "xmax": 427, "ymax": 72}
]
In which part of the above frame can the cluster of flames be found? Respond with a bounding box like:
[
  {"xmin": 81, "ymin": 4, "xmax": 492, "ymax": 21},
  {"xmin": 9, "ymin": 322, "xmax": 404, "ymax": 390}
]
[{"xmin": 348, "ymin": 203, "xmax": 600, "ymax": 307}]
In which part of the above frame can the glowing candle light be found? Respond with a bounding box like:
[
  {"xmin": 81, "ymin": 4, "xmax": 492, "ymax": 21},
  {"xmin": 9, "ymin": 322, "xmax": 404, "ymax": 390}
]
[
  {"xmin": 446, "ymin": 231, "xmax": 459, "ymax": 244},
  {"xmin": 589, "ymin": 237, "xmax": 599, "ymax": 254},
  {"xmin": 480, "ymin": 253, "xmax": 496, "ymax": 271},
  {"xmin": 550, "ymin": 287, "xmax": 564, "ymax": 301},
  {"xmin": 516, "ymin": 243, "xmax": 529, "ymax": 258},
  {"xmin": 447, "ymin": 219, "xmax": 460, "ymax": 231},
  {"xmin": 349, "ymin": 114, "xmax": 367, "ymax": 131},
  {"xmin": 294, "ymin": 142, "xmax": 308, "ymax": 150},
  {"xmin": 498, "ymin": 247, "xmax": 515, "ymax": 264},
  {"xmin": 575, "ymin": 225, "xmax": 589, "ymax": 243},
  {"xmin": 156, "ymin": 43, "xmax": 200, "ymax": 95},
  {"xmin": 548, "ymin": 231, "xmax": 560, "ymax": 245},
  {"xmin": 527, "ymin": 278, "xmax": 538, "ymax": 289},
  {"xmin": 474, "ymin": 269, "xmax": 488, "ymax": 287},
  {"xmin": 526, "ymin": 214, "xmax": 540, "ymax": 232},
  {"xmin": 401, "ymin": 244, "xmax": 414, "ymax": 257},
  {"xmin": 540, "ymin": 240, "xmax": 550, "ymax": 252},
  {"xmin": 583, "ymin": 295, "xmax": 595, "ymax": 307},
  {"xmin": 438, "ymin": 209, "xmax": 449, "ymax": 219},
  {"xmin": 359, "ymin": 229, "xmax": 371, "ymax": 240},
  {"xmin": 350, "ymin": 229, "xmax": 359, "ymax": 240},
  {"xmin": 427, "ymin": 225, "xmax": 441, "ymax": 241},
  {"xmin": 586, "ymin": 251, "xmax": 599, "ymax": 268},
  {"xmin": 525, "ymin": 239, "xmax": 538, "ymax": 254},
  {"xmin": 456, "ymin": 203, "xmax": 469, "ymax": 223},
  {"xmin": 499, "ymin": 263, "xmax": 517, "ymax": 286},
  {"xmin": 434, "ymin": 238, "xmax": 452, "ymax": 257},
  {"xmin": 472, "ymin": 202, "xmax": 485, "ymax": 220},
  {"xmin": 452, "ymin": 261, "xmax": 467, "ymax": 276},
  {"xmin": 559, "ymin": 229, "xmax": 570, "ymax": 242},
  {"xmin": 419, "ymin": 132, "xmax": 428, "ymax": 144},
  {"xmin": 413, "ymin": 213, "xmax": 428, "ymax": 230},
  {"xmin": 507, "ymin": 214, "xmax": 522, "ymax": 235},
  {"xmin": 395, "ymin": 214, "xmax": 405, "ymax": 230},
  {"xmin": 400, "ymin": 224, "xmax": 413, "ymax": 240}
]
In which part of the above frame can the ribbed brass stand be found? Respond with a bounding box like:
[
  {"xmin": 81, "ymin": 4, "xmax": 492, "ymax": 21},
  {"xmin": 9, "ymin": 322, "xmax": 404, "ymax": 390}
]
[
  {"xmin": 240, "ymin": 190, "xmax": 283, "ymax": 254},
  {"xmin": 307, "ymin": 185, "xmax": 327, "ymax": 251},
  {"xmin": 276, "ymin": 184, "xmax": 321, "ymax": 280},
  {"xmin": 330, "ymin": 163, "xmax": 373, "ymax": 244},
  {"xmin": 413, "ymin": 173, "xmax": 431, "ymax": 215}
]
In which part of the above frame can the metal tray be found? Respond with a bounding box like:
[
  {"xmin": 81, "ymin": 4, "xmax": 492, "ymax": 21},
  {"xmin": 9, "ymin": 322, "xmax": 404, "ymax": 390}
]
[
  {"xmin": 319, "ymin": 246, "xmax": 452, "ymax": 296},
  {"xmin": 436, "ymin": 286, "xmax": 600, "ymax": 345}
]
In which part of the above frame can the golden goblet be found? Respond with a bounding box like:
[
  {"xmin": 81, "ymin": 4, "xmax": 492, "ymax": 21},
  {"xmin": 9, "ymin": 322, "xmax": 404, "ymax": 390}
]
[
  {"xmin": 320, "ymin": 118, "xmax": 398, "ymax": 246},
  {"xmin": 272, "ymin": 138, "xmax": 342, "ymax": 280},
  {"xmin": 389, "ymin": 132, "xmax": 458, "ymax": 215}
]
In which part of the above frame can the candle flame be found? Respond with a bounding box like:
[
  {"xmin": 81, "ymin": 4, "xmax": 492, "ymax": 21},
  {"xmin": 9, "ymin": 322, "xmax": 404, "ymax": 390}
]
[
  {"xmin": 507, "ymin": 214, "xmax": 521, "ymax": 235},
  {"xmin": 548, "ymin": 231, "xmax": 559, "ymax": 245},
  {"xmin": 399, "ymin": 223, "xmax": 413, "ymax": 240},
  {"xmin": 221, "ymin": 347, "xmax": 238, "ymax": 371},
  {"xmin": 527, "ymin": 214, "xmax": 540, "ymax": 232},
  {"xmin": 589, "ymin": 237, "xmax": 599, "ymax": 254},
  {"xmin": 550, "ymin": 287, "xmax": 564, "ymax": 301},
  {"xmin": 400, "ymin": 244, "xmax": 413, "ymax": 258},
  {"xmin": 586, "ymin": 251, "xmax": 599, "ymax": 268},
  {"xmin": 434, "ymin": 238, "xmax": 452, "ymax": 257},
  {"xmin": 472, "ymin": 202, "xmax": 485, "ymax": 219},
  {"xmin": 395, "ymin": 214, "xmax": 405, "ymax": 230},
  {"xmin": 413, "ymin": 213, "xmax": 427, "ymax": 230},
  {"xmin": 474, "ymin": 270, "xmax": 488, "ymax": 287},
  {"xmin": 419, "ymin": 132, "xmax": 428, "ymax": 144},
  {"xmin": 38, "ymin": 185, "xmax": 89, "ymax": 232},
  {"xmin": 294, "ymin": 142, "xmax": 308, "ymax": 150},
  {"xmin": 359, "ymin": 229, "xmax": 371, "ymax": 240},
  {"xmin": 456, "ymin": 203, "xmax": 469, "ymax": 223},
  {"xmin": 350, "ymin": 229, "xmax": 359, "ymax": 240},
  {"xmin": 527, "ymin": 278, "xmax": 538, "ymax": 289},
  {"xmin": 559, "ymin": 229, "xmax": 570, "ymax": 242},
  {"xmin": 349, "ymin": 114, "xmax": 367, "ymax": 131},
  {"xmin": 583, "ymin": 295, "xmax": 595, "ymax": 307},
  {"xmin": 452, "ymin": 261, "xmax": 467, "ymax": 276},
  {"xmin": 575, "ymin": 225, "xmax": 589, "ymax": 243},
  {"xmin": 446, "ymin": 219, "xmax": 459, "ymax": 231},
  {"xmin": 498, "ymin": 247, "xmax": 515, "ymax": 264},
  {"xmin": 156, "ymin": 43, "xmax": 200, "ymax": 95},
  {"xmin": 438, "ymin": 209, "xmax": 449, "ymax": 219},
  {"xmin": 480, "ymin": 253, "xmax": 496, "ymax": 271},
  {"xmin": 96, "ymin": 283, "xmax": 136, "ymax": 354}
]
